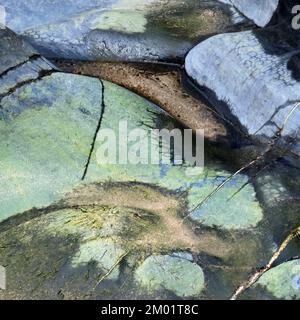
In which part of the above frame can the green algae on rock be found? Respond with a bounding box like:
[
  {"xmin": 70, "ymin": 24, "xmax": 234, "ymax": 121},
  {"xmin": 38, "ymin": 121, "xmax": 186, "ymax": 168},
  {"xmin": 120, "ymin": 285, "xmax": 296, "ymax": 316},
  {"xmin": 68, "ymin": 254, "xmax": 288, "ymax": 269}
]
[
  {"xmin": 0, "ymin": 72, "xmax": 103, "ymax": 222},
  {"xmin": 0, "ymin": 204, "xmax": 145, "ymax": 299},
  {"xmin": 0, "ymin": 181, "xmax": 271, "ymax": 300},
  {"xmin": 0, "ymin": 72, "xmax": 263, "ymax": 232},
  {"xmin": 71, "ymin": 239, "xmax": 125, "ymax": 281},
  {"xmin": 135, "ymin": 254, "xmax": 205, "ymax": 298},
  {"xmin": 256, "ymin": 260, "xmax": 300, "ymax": 300},
  {"xmin": 189, "ymin": 175, "xmax": 263, "ymax": 230}
]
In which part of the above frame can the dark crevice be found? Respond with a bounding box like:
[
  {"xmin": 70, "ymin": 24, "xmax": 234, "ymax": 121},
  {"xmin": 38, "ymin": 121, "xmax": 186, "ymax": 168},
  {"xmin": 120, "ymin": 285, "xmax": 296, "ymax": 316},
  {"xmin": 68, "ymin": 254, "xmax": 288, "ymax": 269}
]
[
  {"xmin": 0, "ymin": 69, "xmax": 57, "ymax": 102},
  {"xmin": 81, "ymin": 79, "xmax": 106, "ymax": 180},
  {"xmin": 0, "ymin": 53, "xmax": 42, "ymax": 78}
]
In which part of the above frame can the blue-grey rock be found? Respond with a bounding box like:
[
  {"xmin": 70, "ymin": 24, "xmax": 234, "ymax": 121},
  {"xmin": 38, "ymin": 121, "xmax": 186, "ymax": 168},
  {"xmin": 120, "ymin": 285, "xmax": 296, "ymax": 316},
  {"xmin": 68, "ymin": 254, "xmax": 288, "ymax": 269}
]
[
  {"xmin": 0, "ymin": 27, "xmax": 57, "ymax": 97},
  {"xmin": 0, "ymin": 27, "xmax": 40, "ymax": 74},
  {"xmin": 185, "ymin": 23, "xmax": 300, "ymax": 154},
  {"xmin": 0, "ymin": 0, "xmax": 250, "ymax": 62},
  {"xmin": 230, "ymin": 0, "xmax": 279, "ymax": 27}
]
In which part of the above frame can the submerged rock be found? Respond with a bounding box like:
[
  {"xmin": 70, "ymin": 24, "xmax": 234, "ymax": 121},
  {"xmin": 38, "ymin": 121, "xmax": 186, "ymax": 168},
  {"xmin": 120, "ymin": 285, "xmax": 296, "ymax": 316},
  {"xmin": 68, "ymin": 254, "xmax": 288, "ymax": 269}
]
[
  {"xmin": 256, "ymin": 260, "xmax": 300, "ymax": 300},
  {"xmin": 135, "ymin": 254, "xmax": 205, "ymax": 298},
  {"xmin": 0, "ymin": 33, "xmax": 255, "ymax": 230},
  {"xmin": 81, "ymin": 81, "xmax": 263, "ymax": 230},
  {"xmin": 0, "ymin": 28, "xmax": 270, "ymax": 300},
  {"xmin": 185, "ymin": 9, "xmax": 300, "ymax": 154},
  {"xmin": 0, "ymin": 0, "xmax": 250, "ymax": 61},
  {"xmin": 57, "ymin": 60, "xmax": 229, "ymax": 142},
  {"xmin": 188, "ymin": 175, "xmax": 263, "ymax": 230},
  {"xmin": 0, "ymin": 36, "xmax": 264, "ymax": 230},
  {"xmin": 0, "ymin": 72, "xmax": 104, "ymax": 221},
  {"xmin": 0, "ymin": 28, "xmax": 103, "ymax": 221},
  {"xmin": 0, "ymin": 180, "xmax": 273, "ymax": 299}
]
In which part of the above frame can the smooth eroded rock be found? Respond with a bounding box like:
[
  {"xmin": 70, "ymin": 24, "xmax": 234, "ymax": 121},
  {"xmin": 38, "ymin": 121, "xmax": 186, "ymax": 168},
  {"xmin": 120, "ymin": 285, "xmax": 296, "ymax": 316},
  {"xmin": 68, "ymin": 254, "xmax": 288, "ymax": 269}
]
[
  {"xmin": 185, "ymin": 24, "xmax": 300, "ymax": 154},
  {"xmin": 1, "ymin": 0, "xmax": 249, "ymax": 61}
]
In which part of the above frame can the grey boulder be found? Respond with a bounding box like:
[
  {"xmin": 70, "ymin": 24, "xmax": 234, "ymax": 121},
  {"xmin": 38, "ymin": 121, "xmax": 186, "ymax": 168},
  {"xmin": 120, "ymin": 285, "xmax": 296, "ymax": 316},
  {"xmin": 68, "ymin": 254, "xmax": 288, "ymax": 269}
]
[{"xmin": 185, "ymin": 23, "xmax": 300, "ymax": 154}]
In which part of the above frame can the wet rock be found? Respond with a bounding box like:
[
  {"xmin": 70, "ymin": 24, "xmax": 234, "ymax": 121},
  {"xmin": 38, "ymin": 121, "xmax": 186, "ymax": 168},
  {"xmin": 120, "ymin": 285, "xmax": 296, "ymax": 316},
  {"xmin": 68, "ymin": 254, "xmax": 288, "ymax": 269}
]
[
  {"xmin": 56, "ymin": 60, "xmax": 229, "ymax": 142},
  {"xmin": 0, "ymin": 72, "xmax": 104, "ymax": 221},
  {"xmin": 1, "ymin": 0, "xmax": 250, "ymax": 61},
  {"xmin": 0, "ymin": 29, "xmax": 263, "ymax": 232},
  {"xmin": 0, "ymin": 27, "xmax": 56, "ymax": 97},
  {"xmin": 82, "ymin": 81, "xmax": 263, "ymax": 230},
  {"xmin": 185, "ymin": 23, "xmax": 300, "ymax": 155},
  {"xmin": 0, "ymin": 28, "xmax": 38, "ymax": 74},
  {"xmin": 135, "ymin": 254, "xmax": 205, "ymax": 298},
  {"xmin": 256, "ymin": 260, "xmax": 300, "ymax": 300},
  {"xmin": 188, "ymin": 175, "xmax": 263, "ymax": 230},
  {"xmin": 71, "ymin": 240, "xmax": 125, "ymax": 281},
  {"xmin": 230, "ymin": 0, "xmax": 279, "ymax": 27},
  {"xmin": 0, "ymin": 180, "xmax": 271, "ymax": 299},
  {"xmin": 0, "ymin": 205, "xmax": 133, "ymax": 299},
  {"xmin": 0, "ymin": 28, "xmax": 104, "ymax": 221}
]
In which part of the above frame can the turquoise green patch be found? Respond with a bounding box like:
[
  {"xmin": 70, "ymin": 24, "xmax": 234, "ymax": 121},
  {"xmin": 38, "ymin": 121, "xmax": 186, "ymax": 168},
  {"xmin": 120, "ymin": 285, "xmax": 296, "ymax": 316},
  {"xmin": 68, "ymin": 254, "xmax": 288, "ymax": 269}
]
[
  {"xmin": 257, "ymin": 260, "xmax": 300, "ymax": 300},
  {"xmin": 0, "ymin": 73, "xmax": 103, "ymax": 221},
  {"xmin": 90, "ymin": 10, "xmax": 148, "ymax": 34},
  {"xmin": 189, "ymin": 175, "xmax": 263, "ymax": 230},
  {"xmin": 135, "ymin": 254, "xmax": 205, "ymax": 298}
]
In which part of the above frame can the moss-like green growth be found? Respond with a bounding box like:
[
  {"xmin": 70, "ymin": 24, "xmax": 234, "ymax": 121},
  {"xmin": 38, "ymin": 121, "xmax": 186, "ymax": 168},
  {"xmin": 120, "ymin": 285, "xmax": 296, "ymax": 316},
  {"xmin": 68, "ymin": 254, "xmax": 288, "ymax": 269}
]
[{"xmin": 0, "ymin": 73, "xmax": 103, "ymax": 222}]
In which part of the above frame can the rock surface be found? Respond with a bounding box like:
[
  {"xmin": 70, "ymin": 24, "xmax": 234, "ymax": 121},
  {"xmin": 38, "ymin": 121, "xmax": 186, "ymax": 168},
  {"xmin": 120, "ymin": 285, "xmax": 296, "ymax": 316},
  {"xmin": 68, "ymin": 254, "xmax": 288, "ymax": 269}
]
[
  {"xmin": 0, "ymin": 28, "xmax": 276, "ymax": 300},
  {"xmin": 1, "ymin": 21, "xmax": 299, "ymax": 300},
  {"xmin": 256, "ymin": 259, "xmax": 300, "ymax": 299},
  {"xmin": 0, "ymin": 0, "xmax": 250, "ymax": 61},
  {"xmin": 0, "ymin": 72, "xmax": 105, "ymax": 222},
  {"xmin": 185, "ymin": 21, "xmax": 300, "ymax": 154},
  {"xmin": 135, "ymin": 254, "xmax": 205, "ymax": 298},
  {"xmin": 230, "ymin": 0, "xmax": 279, "ymax": 27},
  {"xmin": 0, "ymin": 186, "xmax": 267, "ymax": 299},
  {"xmin": 56, "ymin": 60, "xmax": 229, "ymax": 142}
]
